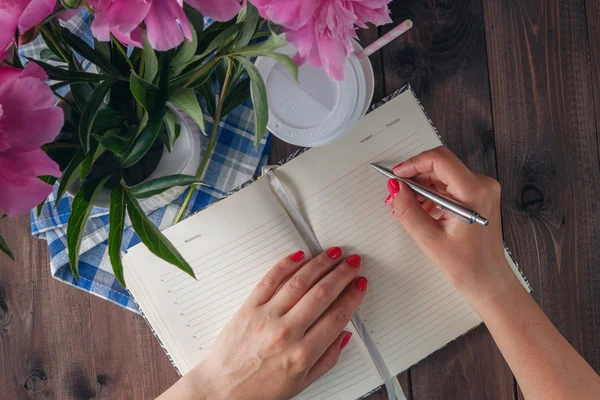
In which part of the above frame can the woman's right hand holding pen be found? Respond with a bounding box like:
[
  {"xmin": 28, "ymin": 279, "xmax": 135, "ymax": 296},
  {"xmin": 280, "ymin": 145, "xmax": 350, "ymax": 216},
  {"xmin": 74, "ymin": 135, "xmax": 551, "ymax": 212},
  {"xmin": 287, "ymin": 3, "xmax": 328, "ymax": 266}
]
[{"xmin": 388, "ymin": 146, "xmax": 600, "ymax": 400}]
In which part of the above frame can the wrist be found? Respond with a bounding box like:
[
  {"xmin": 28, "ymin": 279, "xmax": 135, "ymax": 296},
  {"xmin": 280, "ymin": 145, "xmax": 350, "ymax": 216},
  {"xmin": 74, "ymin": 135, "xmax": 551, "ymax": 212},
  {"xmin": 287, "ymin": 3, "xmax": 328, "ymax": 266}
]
[{"xmin": 453, "ymin": 259, "xmax": 524, "ymax": 305}]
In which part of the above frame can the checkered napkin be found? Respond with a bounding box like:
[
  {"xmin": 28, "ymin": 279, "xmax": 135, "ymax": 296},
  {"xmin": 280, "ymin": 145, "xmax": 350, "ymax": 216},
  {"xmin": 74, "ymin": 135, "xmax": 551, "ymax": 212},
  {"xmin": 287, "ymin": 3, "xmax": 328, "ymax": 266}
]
[{"xmin": 25, "ymin": 10, "xmax": 271, "ymax": 313}]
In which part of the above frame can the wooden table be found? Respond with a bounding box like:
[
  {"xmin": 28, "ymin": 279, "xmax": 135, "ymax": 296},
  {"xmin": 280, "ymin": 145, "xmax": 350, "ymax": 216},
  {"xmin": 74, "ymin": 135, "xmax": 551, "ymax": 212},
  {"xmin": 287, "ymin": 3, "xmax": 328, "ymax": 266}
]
[{"xmin": 1, "ymin": 1, "xmax": 599, "ymax": 398}]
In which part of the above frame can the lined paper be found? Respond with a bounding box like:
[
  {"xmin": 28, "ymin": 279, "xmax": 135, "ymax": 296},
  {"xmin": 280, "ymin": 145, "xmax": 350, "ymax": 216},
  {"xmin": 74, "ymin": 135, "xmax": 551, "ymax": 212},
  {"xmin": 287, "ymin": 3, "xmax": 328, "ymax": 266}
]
[
  {"xmin": 124, "ymin": 178, "xmax": 382, "ymax": 398},
  {"xmin": 275, "ymin": 90, "xmax": 483, "ymax": 376}
]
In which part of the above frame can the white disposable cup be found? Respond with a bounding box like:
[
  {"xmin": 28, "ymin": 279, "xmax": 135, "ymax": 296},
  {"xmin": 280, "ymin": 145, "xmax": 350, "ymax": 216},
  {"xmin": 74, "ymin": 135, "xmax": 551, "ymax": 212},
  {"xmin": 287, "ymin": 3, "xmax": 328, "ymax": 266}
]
[{"xmin": 254, "ymin": 38, "xmax": 375, "ymax": 147}]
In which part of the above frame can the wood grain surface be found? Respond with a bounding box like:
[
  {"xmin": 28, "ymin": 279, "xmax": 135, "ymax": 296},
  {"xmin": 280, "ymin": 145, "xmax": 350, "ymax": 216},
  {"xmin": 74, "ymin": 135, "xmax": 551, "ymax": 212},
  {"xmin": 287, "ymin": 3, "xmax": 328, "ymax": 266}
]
[{"xmin": 1, "ymin": 1, "xmax": 599, "ymax": 398}]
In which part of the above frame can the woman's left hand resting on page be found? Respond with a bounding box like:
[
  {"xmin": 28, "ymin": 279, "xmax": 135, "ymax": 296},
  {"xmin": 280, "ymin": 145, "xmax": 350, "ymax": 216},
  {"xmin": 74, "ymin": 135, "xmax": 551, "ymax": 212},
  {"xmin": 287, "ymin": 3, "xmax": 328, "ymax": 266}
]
[{"xmin": 158, "ymin": 248, "xmax": 367, "ymax": 400}]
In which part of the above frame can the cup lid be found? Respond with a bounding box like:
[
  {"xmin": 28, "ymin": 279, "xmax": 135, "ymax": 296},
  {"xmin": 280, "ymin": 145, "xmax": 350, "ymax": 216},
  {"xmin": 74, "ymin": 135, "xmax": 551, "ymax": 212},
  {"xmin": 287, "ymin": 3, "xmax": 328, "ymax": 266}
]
[{"xmin": 255, "ymin": 44, "xmax": 367, "ymax": 147}]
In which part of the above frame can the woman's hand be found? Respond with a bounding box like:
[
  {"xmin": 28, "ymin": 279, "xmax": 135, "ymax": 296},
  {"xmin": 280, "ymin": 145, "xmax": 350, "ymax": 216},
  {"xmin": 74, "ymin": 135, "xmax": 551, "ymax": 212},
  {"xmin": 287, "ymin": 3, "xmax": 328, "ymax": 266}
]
[
  {"xmin": 160, "ymin": 248, "xmax": 368, "ymax": 400},
  {"xmin": 387, "ymin": 146, "xmax": 522, "ymax": 303}
]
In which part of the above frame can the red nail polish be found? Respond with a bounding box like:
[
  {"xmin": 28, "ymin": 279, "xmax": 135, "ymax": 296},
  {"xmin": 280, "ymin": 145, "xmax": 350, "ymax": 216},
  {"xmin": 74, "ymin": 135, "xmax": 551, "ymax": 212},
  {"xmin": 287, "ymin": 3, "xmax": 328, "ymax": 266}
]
[
  {"xmin": 387, "ymin": 179, "xmax": 400, "ymax": 196},
  {"xmin": 346, "ymin": 254, "xmax": 361, "ymax": 268},
  {"xmin": 355, "ymin": 277, "xmax": 368, "ymax": 291},
  {"xmin": 340, "ymin": 332, "xmax": 352, "ymax": 350},
  {"xmin": 385, "ymin": 194, "xmax": 392, "ymax": 204},
  {"xmin": 326, "ymin": 247, "xmax": 342, "ymax": 260},
  {"xmin": 392, "ymin": 162, "xmax": 404, "ymax": 170},
  {"xmin": 290, "ymin": 250, "xmax": 305, "ymax": 262}
]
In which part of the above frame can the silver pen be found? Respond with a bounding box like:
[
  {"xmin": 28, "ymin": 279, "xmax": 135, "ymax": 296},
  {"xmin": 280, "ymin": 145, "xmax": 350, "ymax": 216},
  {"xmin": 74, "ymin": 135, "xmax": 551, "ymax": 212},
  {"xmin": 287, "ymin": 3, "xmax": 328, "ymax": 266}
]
[{"xmin": 371, "ymin": 163, "xmax": 489, "ymax": 226}]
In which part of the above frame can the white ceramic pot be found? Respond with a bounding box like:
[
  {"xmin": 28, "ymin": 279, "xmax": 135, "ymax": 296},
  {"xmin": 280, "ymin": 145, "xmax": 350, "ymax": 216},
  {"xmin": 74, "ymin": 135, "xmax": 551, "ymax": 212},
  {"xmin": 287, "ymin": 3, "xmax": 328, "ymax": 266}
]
[{"xmin": 67, "ymin": 104, "xmax": 202, "ymax": 213}]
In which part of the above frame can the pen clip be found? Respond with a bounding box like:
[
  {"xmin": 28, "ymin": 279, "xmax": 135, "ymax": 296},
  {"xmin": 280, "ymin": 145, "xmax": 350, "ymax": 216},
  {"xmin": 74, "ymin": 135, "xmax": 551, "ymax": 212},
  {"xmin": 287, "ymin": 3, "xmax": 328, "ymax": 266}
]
[{"xmin": 436, "ymin": 205, "xmax": 472, "ymax": 224}]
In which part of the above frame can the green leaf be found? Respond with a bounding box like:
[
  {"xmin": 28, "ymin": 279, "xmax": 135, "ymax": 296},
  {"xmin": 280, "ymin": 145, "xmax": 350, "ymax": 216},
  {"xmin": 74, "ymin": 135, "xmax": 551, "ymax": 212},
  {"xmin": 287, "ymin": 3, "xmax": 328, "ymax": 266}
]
[
  {"xmin": 124, "ymin": 174, "xmax": 204, "ymax": 199},
  {"xmin": 171, "ymin": 28, "xmax": 198, "ymax": 76},
  {"xmin": 122, "ymin": 57, "xmax": 170, "ymax": 167},
  {"xmin": 216, "ymin": 57, "xmax": 230, "ymax": 89},
  {"xmin": 60, "ymin": 28, "xmax": 122, "ymax": 76},
  {"xmin": 157, "ymin": 123, "xmax": 172, "ymax": 152},
  {"xmin": 79, "ymin": 79, "xmax": 116, "ymax": 153},
  {"xmin": 30, "ymin": 59, "xmax": 111, "ymax": 83},
  {"xmin": 93, "ymin": 129, "xmax": 131, "ymax": 154},
  {"xmin": 56, "ymin": 148, "xmax": 87, "ymax": 203},
  {"xmin": 236, "ymin": 24, "xmax": 286, "ymax": 54},
  {"xmin": 222, "ymin": 77, "xmax": 250, "ymax": 116},
  {"xmin": 235, "ymin": 56, "xmax": 268, "ymax": 150},
  {"xmin": 196, "ymin": 20, "xmax": 237, "ymax": 56},
  {"xmin": 197, "ymin": 78, "xmax": 216, "ymax": 118},
  {"xmin": 196, "ymin": 23, "xmax": 243, "ymax": 59},
  {"xmin": 183, "ymin": 4, "xmax": 204, "ymax": 34},
  {"xmin": 67, "ymin": 176, "xmax": 111, "ymax": 280},
  {"xmin": 0, "ymin": 232, "xmax": 14, "ymax": 261},
  {"xmin": 71, "ymin": 82, "xmax": 94, "ymax": 112},
  {"xmin": 94, "ymin": 107, "xmax": 122, "ymax": 131},
  {"xmin": 130, "ymin": 71, "xmax": 159, "ymax": 111},
  {"xmin": 169, "ymin": 87, "xmax": 206, "ymax": 135},
  {"xmin": 94, "ymin": 38, "xmax": 111, "ymax": 61},
  {"xmin": 122, "ymin": 112, "xmax": 165, "ymax": 168},
  {"xmin": 235, "ymin": 3, "xmax": 259, "ymax": 49},
  {"xmin": 163, "ymin": 109, "xmax": 178, "ymax": 150},
  {"xmin": 142, "ymin": 33, "xmax": 158, "ymax": 82},
  {"xmin": 80, "ymin": 140, "xmax": 106, "ymax": 180},
  {"xmin": 240, "ymin": 51, "xmax": 298, "ymax": 82},
  {"xmin": 109, "ymin": 186, "xmax": 126, "ymax": 287},
  {"xmin": 36, "ymin": 176, "xmax": 59, "ymax": 217},
  {"xmin": 124, "ymin": 191, "xmax": 196, "ymax": 278}
]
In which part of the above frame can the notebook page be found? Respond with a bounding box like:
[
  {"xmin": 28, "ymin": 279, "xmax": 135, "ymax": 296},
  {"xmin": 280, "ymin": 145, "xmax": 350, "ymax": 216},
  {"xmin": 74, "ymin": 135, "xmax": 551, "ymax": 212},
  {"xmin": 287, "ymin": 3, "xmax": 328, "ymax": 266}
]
[
  {"xmin": 124, "ymin": 178, "xmax": 383, "ymax": 398},
  {"xmin": 274, "ymin": 90, "xmax": 488, "ymax": 377}
]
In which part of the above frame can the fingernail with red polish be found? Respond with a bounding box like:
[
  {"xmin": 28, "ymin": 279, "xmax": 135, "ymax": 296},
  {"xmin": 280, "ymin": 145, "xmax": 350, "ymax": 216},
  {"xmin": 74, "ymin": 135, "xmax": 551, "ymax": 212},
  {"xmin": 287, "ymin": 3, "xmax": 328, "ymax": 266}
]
[
  {"xmin": 291, "ymin": 250, "xmax": 305, "ymax": 262},
  {"xmin": 327, "ymin": 246, "xmax": 342, "ymax": 260},
  {"xmin": 355, "ymin": 276, "xmax": 368, "ymax": 291},
  {"xmin": 340, "ymin": 332, "xmax": 352, "ymax": 350},
  {"xmin": 387, "ymin": 179, "xmax": 400, "ymax": 197},
  {"xmin": 346, "ymin": 254, "xmax": 361, "ymax": 268},
  {"xmin": 392, "ymin": 162, "xmax": 404, "ymax": 170},
  {"xmin": 384, "ymin": 194, "xmax": 392, "ymax": 204}
]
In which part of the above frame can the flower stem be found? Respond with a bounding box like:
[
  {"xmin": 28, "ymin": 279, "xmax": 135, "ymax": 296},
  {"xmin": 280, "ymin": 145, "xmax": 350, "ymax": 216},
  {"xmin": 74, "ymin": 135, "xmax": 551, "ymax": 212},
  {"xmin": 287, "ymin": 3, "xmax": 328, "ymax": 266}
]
[
  {"xmin": 174, "ymin": 59, "xmax": 234, "ymax": 223},
  {"xmin": 111, "ymin": 34, "xmax": 135, "ymax": 71}
]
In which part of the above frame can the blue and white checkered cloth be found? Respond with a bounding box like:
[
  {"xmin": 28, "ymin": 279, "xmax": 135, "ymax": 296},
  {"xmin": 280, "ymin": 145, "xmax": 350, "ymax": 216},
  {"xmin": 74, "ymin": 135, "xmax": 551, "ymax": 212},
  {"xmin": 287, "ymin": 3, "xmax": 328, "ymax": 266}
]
[{"xmin": 25, "ymin": 10, "xmax": 271, "ymax": 313}]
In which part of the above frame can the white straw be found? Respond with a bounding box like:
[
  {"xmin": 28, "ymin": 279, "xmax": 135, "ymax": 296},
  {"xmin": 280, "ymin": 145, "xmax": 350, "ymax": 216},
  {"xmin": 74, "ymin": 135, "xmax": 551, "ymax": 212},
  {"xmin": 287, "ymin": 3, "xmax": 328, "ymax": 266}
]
[{"xmin": 356, "ymin": 20, "xmax": 413, "ymax": 59}]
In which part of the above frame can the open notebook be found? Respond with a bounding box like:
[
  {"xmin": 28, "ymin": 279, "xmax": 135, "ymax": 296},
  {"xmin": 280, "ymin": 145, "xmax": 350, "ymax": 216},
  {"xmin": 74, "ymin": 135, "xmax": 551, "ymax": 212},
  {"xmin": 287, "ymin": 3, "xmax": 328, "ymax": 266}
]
[{"xmin": 123, "ymin": 88, "xmax": 529, "ymax": 400}]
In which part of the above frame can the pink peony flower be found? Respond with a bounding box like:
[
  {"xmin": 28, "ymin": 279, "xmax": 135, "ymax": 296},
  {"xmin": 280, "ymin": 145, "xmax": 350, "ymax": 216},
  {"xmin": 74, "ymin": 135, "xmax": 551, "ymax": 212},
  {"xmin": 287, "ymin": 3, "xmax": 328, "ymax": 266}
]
[
  {"xmin": 0, "ymin": 62, "xmax": 63, "ymax": 217},
  {"xmin": 284, "ymin": 0, "xmax": 392, "ymax": 81},
  {"xmin": 250, "ymin": 0, "xmax": 318, "ymax": 31},
  {"xmin": 0, "ymin": 0, "xmax": 78, "ymax": 53},
  {"xmin": 89, "ymin": 0, "xmax": 242, "ymax": 51}
]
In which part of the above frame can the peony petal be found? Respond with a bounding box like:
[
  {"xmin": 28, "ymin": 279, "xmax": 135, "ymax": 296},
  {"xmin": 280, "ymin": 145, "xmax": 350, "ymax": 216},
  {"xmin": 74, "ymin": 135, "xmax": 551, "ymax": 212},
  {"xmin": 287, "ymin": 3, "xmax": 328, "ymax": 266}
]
[
  {"xmin": 316, "ymin": 35, "xmax": 350, "ymax": 81},
  {"xmin": 185, "ymin": 0, "xmax": 242, "ymax": 22},
  {"xmin": 145, "ymin": 0, "xmax": 192, "ymax": 51},
  {"xmin": 251, "ymin": 0, "xmax": 317, "ymax": 30},
  {"xmin": 113, "ymin": 26, "xmax": 144, "ymax": 48},
  {"xmin": 0, "ymin": 78, "xmax": 64, "ymax": 150},
  {"xmin": 90, "ymin": 0, "xmax": 151, "ymax": 41},
  {"xmin": 18, "ymin": 60, "xmax": 48, "ymax": 80},
  {"xmin": 0, "ymin": 149, "xmax": 60, "ymax": 217},
  {"xmin": 18, "ymin": 0, "xmax": 56, "ymax": 34},
  {"xmin": 352, "ymin": 2, "xmax": 392, "ymax": 27},
  {"xmin": 0, "ymin": 65, "xmax": 21, "ymax": 86},
  {"xmin": 0, "ymin": 1, "xmax": 25, "ymax": 52}
]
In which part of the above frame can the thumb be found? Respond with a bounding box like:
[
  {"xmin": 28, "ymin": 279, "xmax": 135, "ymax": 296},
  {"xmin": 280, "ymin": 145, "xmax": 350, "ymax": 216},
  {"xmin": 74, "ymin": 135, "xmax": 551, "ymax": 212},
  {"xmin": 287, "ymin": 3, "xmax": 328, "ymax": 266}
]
[{"xmin": 391, "ymin": 180, "xmax": 444, "ymax": 247}]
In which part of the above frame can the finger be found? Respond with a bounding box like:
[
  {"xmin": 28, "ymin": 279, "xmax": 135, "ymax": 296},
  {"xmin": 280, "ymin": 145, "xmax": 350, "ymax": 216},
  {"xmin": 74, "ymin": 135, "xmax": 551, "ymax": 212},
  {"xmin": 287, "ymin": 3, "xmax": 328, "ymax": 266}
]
[
  {"xmin": 298, "ymin": 331, "xmax": 352, "ymax": 392},
  {"xmin": 393, "ymin": 147, "xmax": 479, "ymax": 199},
  {"xmin": 392, "ymin": 181, "xmax": 445, "ymax": 248},
  {"xmin": 270, "ymin": 247, "xmax": 344, "ymax": 314},
  {"xmin": 246, "ymin": 250, "xmax": 307, "ymax": 307},
  {"xmin": 303, "ymin": 276, "xmax": 367, "ymax": 360},
  {"xmin": 286, "ymin": 254, "xmax": 361, "ymax": 332}
]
